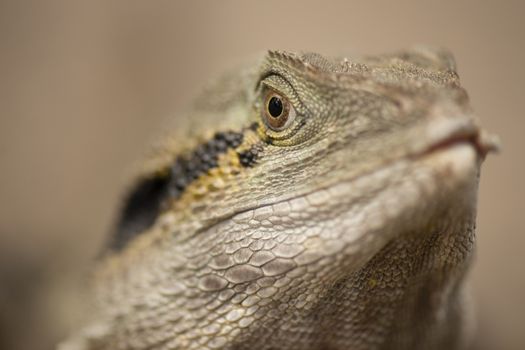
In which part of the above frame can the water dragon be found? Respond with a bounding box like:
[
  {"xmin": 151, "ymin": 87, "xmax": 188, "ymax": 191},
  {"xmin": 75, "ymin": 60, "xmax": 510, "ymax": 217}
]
[{"xmin": 60, "ymin": 48, "xmax": 498, "ymax": 350}]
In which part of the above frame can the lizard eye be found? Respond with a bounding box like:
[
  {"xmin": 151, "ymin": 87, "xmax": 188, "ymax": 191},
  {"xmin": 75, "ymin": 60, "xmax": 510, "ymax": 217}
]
[{"xmin": 263, "ymin": 90, "xmax": 296, "ymax": 131}]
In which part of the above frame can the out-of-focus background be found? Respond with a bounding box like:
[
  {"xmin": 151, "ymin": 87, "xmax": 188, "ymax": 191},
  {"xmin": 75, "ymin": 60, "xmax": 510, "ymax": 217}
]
[{"xmin": 0, "ymin": 1, "xmax": 523, "ymax": 349}]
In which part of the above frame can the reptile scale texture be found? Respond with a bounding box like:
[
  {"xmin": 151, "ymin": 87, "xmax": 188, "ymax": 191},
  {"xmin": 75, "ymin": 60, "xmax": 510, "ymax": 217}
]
[{"xmin": 59, "ymin": 49, "xmax": 499, "ymax": 350}]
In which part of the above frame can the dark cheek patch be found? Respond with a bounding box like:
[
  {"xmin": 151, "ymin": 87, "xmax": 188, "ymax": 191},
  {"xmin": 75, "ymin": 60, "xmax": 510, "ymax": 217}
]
[
  {"xmin": 110, "ymin": 176, "xmax": 170, "ymax": 251},
  {"xmin": 110, "ymin": 130, "xmax": 246, "ymax": 252}
]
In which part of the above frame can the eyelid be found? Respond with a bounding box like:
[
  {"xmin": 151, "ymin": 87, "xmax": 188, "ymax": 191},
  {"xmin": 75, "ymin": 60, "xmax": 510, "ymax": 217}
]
[
  {"xmin": 254, "ymin": 70, "xmax": 281, "ymax": 91},
  {"xmin": 260, "ymin": 80, "xmax": 287, "ymax": 98}
]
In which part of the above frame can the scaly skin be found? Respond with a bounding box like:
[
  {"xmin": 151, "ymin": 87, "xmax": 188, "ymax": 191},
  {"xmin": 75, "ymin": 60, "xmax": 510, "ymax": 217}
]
[{"xmin": 59, "ymin": 49, "xmax": 498, "ymax": 350}]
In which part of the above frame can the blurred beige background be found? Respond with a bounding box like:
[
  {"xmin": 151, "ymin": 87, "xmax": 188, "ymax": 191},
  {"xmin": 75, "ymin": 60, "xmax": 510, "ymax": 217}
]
[{"xmin": 0, "ymin": 1, "xmax": 523, "ymax": 349}]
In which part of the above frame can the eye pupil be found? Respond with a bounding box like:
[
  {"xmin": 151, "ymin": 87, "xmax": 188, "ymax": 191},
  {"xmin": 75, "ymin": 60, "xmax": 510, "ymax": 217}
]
[{"xmin": 268, "ymin": 96, "xmax": 283, "ymax": 118}]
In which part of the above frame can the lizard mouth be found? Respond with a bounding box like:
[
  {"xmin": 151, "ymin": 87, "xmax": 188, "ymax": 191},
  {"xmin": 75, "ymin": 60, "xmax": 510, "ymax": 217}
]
[{"xmin": 413, "ymin": 118, "xmax": 499, "ymax": 161}]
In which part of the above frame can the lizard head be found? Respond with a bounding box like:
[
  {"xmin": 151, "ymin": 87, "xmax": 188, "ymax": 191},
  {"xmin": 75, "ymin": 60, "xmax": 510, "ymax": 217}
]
[{"xmin": 86, "ymin": 49, "xmax": 498, "ymax": 349}]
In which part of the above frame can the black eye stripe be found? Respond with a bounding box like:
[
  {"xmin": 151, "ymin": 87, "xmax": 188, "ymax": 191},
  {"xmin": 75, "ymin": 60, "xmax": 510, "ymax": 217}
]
[{"xmin": 237, "ymin": 143, "xmax": 263, "ymax": 167}]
